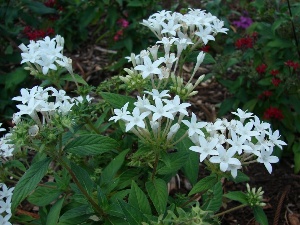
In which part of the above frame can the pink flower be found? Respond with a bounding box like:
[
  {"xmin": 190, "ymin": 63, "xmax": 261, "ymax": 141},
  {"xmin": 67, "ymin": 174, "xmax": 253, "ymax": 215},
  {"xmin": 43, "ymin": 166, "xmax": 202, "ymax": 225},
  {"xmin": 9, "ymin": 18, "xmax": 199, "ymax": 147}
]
[{"xmin": 117, "ymin": 18, "xmax": 129, "ymax": 28}]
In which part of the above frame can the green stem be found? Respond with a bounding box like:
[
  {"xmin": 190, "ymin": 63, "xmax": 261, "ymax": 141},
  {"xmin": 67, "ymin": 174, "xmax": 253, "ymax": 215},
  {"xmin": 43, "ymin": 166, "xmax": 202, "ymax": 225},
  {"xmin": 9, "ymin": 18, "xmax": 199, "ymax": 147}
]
[
  {"xmin": 180, "ymin": 193, "xmax": 202, "ymax": 208},
  {"xmin": 287, "ymin": 0, "xmax": 300, "ymax": 59},
  {"xmin": 213, "ymin": 204, "xmax": 248, "ymax": 217},
  {"xmin": 151, "ymin": 153, "xmax": 159, "ymax": 181},
  {"xmin": 57, "ymin": 157, "xmax": 105, "ymax": 217},
  {"xmin": 85, "ymin": 118, "xmax": 101, "ymax": 134}
]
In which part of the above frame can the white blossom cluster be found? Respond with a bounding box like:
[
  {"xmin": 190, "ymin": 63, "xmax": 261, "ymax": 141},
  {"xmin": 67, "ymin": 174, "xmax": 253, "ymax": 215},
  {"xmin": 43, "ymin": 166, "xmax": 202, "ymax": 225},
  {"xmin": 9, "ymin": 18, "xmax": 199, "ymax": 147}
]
[
  {"xmin": 12, "ymin": 86, "xmax": 93, "ymax": 128},
  {"xmin": 0, "ymin": 125, "xmax": 13, "ymax": 159},
  {"xmin": 19, "ymin": 35, "xmax": 73, "ymax": 75},
  {"xmin": 141, "ymin": 9, "xmax": 228, "ymax": 44},
  {"xmin": 0, "ymin": 183, "xmax": 14, "ymax": 225},
  {"xmin": 122, "ymin": 9, "xmax": 227, "ymax": 97},
  {"xmin": 185, "ymin": 108, "xmax": 287, "ymax": 177},
  {"xmin": 109, "ymin": 89, "xmax": 191, "ymax": 147}
]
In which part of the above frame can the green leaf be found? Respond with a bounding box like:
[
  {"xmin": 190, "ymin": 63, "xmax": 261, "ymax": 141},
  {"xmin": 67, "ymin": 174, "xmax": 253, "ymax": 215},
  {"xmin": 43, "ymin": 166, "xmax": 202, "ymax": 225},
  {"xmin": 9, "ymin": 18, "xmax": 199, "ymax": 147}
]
[
  {"xmin": 231, "ymin": 171, "xmax": 250, "ymax": 183},
  {"xmin": 64, "ymin": 134, "xmax": 118, "ymax": 156},
  {"xmin": 61, "ymin": 73, "xmax": 88, "ymax": 85},
  {"xmin": 243, "ymin": 99, "xmax": 258, "ymax": 112},
  {"xmin": 146, "ymin": 178, "xmax": 168, "ymax": 215},
  {"xmin": 202, "ymin": 181, "xmax": 223, "ymax": 212},
  {"xmin": 46, "ymin": 197, "xmax": 65, "ymax": 225},
  {"xmin": 28, "ymin": 184, "xmax": 62, "ymax": 206},
  {"xmin": 257, "ymin": 78, "xmax": 271, "ymax": 86},
  {"xmin": 100, "ymin": 92, "xmax": 136, "ymax": 111},
  {"xmin": 117, "ymin": 200, "xmax": 148, "ymax": 225},
  {"xmin": 218, "ymin": 98, "xmax": 235, "ymax": 116},
  {"xmin": 157, "ymin": 150, "xmax": 189, "ymax": 175},
  {"xmin": 100, "ymin": 149, "xmax": 130, "ymax": 185},
  {"xmin": 12, "ymin": 158, "xmax": 51, "ymax": 211},
  {"xmin": 23, "ymin": 0, "xmax": 57, "ymax": 14},
  {"xmin": 70, "ymin": 161, "xmax": 94, "ymax": 194},
  {"xmin": 224, "ymin": 191, "xmax": 248, "ymax": 204},
  {"xmin": 188, "ymin": 174, "xmax": 218, "ymax": 196},
  {"xmin": 129, "ymin": 181, "xmax": 152, "ymax": 215},
  {"xmin": 1, "ymin": 67, "xmax": 28, "ymax": 91},
  {"xmin": 58, "ymin": 205, "xmax": 92, "ymax": 225},
  {"xmin": 175, "ymin": 128, "xmax": 199, "ymax": 185},
  {"xmin": 253, "ymin": 206, "xmax": 268, "ymax": 225}
]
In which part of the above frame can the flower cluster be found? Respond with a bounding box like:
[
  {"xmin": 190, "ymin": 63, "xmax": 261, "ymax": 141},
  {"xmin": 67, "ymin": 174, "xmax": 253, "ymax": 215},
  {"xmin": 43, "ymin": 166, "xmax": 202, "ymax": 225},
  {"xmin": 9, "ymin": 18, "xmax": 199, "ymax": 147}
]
[
  {"xmin": 12, "ymin": 85, "xmax": 92, "ymax": 128},
  {"xmin": 246, "ymin": 183, "xmax": 266, "ymax": 207},
  {"xmin": 186, "ymin": 108, "xmax": 286, "ymax": 177},
  {"xmin": 263, "ymin": 107, "xmax": 284, "ymax": 121},
  {"xmin": 109, "ymin": 89, "xmax": 190, "ymax": 149},
  {"xmin": 232, "ymin": 15, "xmax": 253, "ymax": 29},
  {"xmin": 23, "ymin": 26, "xmax": 55, "ymax": 41},
  {"xmin": 141, "ymin": 9, "xmax": 228, "ymax": 44},
  {"xmin": 0, "ymin": 183, "xmax": 14, "ymax": 225},
  {"xmin": 19, "ymin": 35, "xmax": 72, "ymax": 75}
]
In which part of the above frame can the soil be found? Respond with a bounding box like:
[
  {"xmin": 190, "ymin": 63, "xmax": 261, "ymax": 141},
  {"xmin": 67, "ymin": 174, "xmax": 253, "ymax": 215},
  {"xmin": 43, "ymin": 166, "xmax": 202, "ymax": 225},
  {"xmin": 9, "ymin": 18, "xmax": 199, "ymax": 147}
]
[{"xmin": 68, "ymin": 24, "xmax": 300, "ymax": 224}]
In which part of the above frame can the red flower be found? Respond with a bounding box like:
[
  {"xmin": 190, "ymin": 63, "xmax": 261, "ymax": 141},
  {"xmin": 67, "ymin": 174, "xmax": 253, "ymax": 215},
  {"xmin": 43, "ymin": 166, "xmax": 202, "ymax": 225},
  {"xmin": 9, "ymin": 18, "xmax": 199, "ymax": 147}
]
[
  {"xmin": 272, "ymin": 78, "xmax": 281, "ymax": 86},
  {"xmin": 263, "ymin": 107, "xmax": 284, "ymax": 120},
  {"xmin": 23, "ymin": 26, "xmax": 55, "ymax": 40},
  {"xmin": 285, "ymin": 60, "xmax": 299, "ymax": 70},
  {"xmin": 258, "ymin": 90, "xmax": 273, "ymax": 100},
  {"xmin": 256, "ymin": 64, "xmax": 267, "ymax": 74},
  {"xmin": 235, "ymin": 37, "xmax": 253, "ymax": 49},
  {"xmin": 270, "ymin": 69, "xmax": 279, "ymax": 76}
]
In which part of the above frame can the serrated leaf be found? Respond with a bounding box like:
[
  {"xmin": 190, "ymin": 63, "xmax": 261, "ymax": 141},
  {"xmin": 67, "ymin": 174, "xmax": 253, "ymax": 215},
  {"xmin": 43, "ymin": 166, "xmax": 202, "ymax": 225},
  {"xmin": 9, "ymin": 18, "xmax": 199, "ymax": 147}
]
[
  {"xmin": 118, "ymin": 200, "xmax": 149, "ymax": 225},
  {"xmin": 64, "ymin": 134, "xmax": 118, "ymax": 155},
  {"xmin": 12, "ymin": 158, "xmax": 51, "ymax": 211},
  {"xmin": 100, "ymin": 92, "xmax": 135, "ymax": 111},
  {"xmin": 129, "ymin": 181, "xmax": 152, "ymax": 215},
  {"xmin": 224, "ymin": 191, "xmax": 248, "ymax": 204},
  {"xmin": 46, "ymin": 197, "xmax": 65, "ymax": 225},
  {"xmin": 188, "ymin": 174, "xmax": 218, "ymax": 196},
  {"xmin": 28, "ymin": 184, "xmax": 62, "ymax": 206},
  {"xmin": 202, "ymin": 181, "xmax": 223, "ymax": 212},
  {"xmin": 253, "ymin": 206, "xmax": 268, "ymax": 225},
  {"xmin": 70, "ymin": 161, "xmax": 94, "ymax": 194},
  {"xmin": 146, "ymin": 178, "xmax": 168, "ymax": 214}
]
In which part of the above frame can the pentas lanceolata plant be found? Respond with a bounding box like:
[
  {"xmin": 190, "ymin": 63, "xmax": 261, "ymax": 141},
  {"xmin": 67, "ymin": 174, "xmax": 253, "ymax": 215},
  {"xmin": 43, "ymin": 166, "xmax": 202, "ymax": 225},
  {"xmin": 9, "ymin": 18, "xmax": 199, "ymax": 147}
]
[{"xmin": 0, "ymin": 9, "xmax": 287, "ymax": 225}]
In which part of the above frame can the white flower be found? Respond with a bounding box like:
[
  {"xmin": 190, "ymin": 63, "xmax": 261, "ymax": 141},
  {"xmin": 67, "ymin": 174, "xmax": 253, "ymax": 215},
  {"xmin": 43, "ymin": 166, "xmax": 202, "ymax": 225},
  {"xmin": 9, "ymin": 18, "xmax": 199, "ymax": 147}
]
[
  {"xmin": 266, "ymin": 129, "xmax": 287, "ymax": 150},
  {"xmin": 0, "ymin": 196, "xmax": 12, "ymax": 214},
  {"xmin": 125, "ymin": 107, "xmax": 150, "ymax": 132},
  {"xmin": 256, "ymin": 149, "xmax": 279, "ymax": 174},
  {"xmin": 235, "ymin": 121, "xmax": 259, "ymax": 141},
  {"xmin": 227, "ymin": 130, "xmax": 252, "ymax": 154},
  {"xmin": 144, "ymin": 89, "xmax": 170, "ymax": 100},
  {"xmin": 251, "ymin": 116, "xmax": 270, "ymax": 133},
  {"xmin": 0, "ymin": 184, "xmax": 14, "ymax": 199},
  {"xmin": 36, "ymin": 55, "xmax": 57, "ymax": 75},
  {"xmin": 195, "ymin": 25, "xmax": 215, "ymax": 45},
  {"xmin": 232, "ymin": 108, "xmax": 253, "ymax": 123},
  {"xmin": 134, "ymin": 95, "xmax": 151, "ymax": 113},
  {"xmin": 162, "ymin": 95, "xmax": 190, "ymax": 116},
  {"xmin": 209, "ymin": 145, "xmax": 241, "ymax": 172},
  {"xmin": 0, "ymin": 214, "xmax": 12, "ymax": 225},
  {"xmin": 160, "ymin": 19, "xmax": 181, "ymax": 36},
  {"xmin": 182, "ymin": 113, "xmax": 207, "ymax": 136},
  {"xmin": 145, "ymin": 98, "xmax": 174, "ymax": 121},
  {"xmin": 109, "ymin": 102, "xmax": 131, "ymax": 122},
  {"xmin": 189, "ymin": 136, "xmax": 219, "ymax": 162},
  {"xmin": 134, "ymin": 56, "xmax": 164, "ymax": 79}
]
